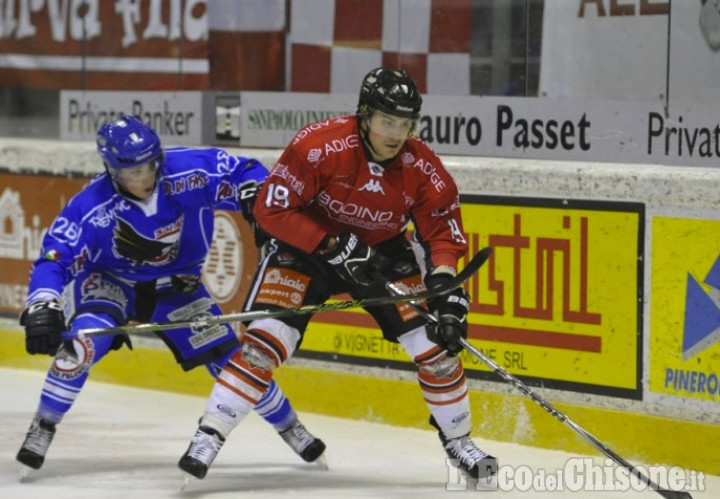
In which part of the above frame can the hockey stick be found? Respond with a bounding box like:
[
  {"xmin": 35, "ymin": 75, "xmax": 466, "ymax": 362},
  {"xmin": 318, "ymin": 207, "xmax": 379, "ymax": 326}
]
[
  {"xmin": 458, "ymin": 338, "xmax": 692, "ymax": 499},
  {"xmin": 386, "ymin": 282, "xmax": 693, "ymax": 499},
  {"xmin": 64, "ymin": 246, "xmax": 492, "ymax": 340}
]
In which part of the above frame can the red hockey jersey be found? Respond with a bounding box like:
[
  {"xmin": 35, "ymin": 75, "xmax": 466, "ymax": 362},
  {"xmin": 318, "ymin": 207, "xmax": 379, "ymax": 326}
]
[{"xmin": 255, "ymin": 116, "xmax": 468, "ymax": 272}]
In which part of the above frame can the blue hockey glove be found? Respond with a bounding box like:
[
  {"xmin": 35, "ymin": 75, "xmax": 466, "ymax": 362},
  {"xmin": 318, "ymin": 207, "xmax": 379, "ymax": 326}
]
[
  {"xmin": 317, "ymin": 232, "xmax": 376, "ymax": 287},
  {"xmin": 20, "ymin": 300, "xmax": 66, "ymax": 355},
  {"xmin": 426, "ymin": 273, "xmax": 469, "ymax": 356}
]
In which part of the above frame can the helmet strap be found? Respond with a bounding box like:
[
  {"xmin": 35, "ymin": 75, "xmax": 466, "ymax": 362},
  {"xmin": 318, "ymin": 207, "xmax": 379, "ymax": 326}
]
[{"xmin": 358, "ymin": 116, "xmax": 381, "ymax": 158}]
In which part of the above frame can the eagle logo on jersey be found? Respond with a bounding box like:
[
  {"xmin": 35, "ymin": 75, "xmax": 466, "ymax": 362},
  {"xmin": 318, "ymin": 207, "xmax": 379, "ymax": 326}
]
[{"xmin": 112, "ymin": 216, "xmax": 182, "ymax": 265}]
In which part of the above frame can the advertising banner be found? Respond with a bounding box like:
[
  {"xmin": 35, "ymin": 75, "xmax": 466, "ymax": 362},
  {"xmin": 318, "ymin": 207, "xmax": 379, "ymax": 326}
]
[
  {"xmin": 0, "ymin": 173, "xmax": 256, "ymax": 320},
  {"xmin": 539, "ymin": 0, "xmax": 668, "ymax": 101},
  {"xmin": 235, "ymin": 91, "xmax": 720, "ymax": 168},
  {"xmin": 540, "ymin": 1, "xmax": 720, "ymax": 106},
  {"xmin": 419, "ymin": 95, "xmax": 661, "ymax": 163},
  {"xmin": 300, "ymin": 196, "xmax": 645, "ymax": 399},
  {"xmin": 0, "ymin": 174, "xmax": 86, "ymax": 316},
  {"xmin": 237, "ymin": 92, "xmax": 356, "ymax": 148},
  {"xmin": 60, "ymin": 91, "xmax": 205, "ymax": 145},
  {"xmin": 55, "ymin": 89, "xmax": 720, "ymax": 168},
  {"xmin": 0, "ymin": 0, "xmax": 210, "ymax": 90},
  {"xmin": 651, "ymin": 217, "xmax": 720, "ymax": 402}
]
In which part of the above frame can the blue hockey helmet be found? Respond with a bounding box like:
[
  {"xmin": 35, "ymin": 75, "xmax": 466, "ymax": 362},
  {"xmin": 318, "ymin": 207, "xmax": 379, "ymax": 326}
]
[
  {"xmin": 96, "ymin": 114, "xmax": 163, "ymax": 170},
  {"xmin": 357, "ymin": 67, "xmax": 422, "ymax": 120}
]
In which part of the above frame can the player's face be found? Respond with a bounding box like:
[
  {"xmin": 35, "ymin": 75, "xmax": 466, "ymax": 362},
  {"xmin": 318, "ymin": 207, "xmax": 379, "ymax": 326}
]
[
  {"xmin": 113, "ymin": 161, "xmax": 158, "ymax": 199},
  {"xmin": 365, "ymin": 110, "xmax": 415, "ymax": 161}
]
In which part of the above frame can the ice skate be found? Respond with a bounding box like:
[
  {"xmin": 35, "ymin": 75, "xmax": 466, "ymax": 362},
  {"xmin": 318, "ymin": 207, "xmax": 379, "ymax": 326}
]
[
  {"xmin": 16, "ymin": 415, "xmax": 57, "ymax": 476},
  {"xmin": 441, "ymin": 433, "xmax": 497, "ymax": 479},
  {"xmin": 431, "ymin": 416, "xmax": 497, "ymax": 479},
  {"xmin": 178, "ymin": 426, "xmax": 225, "ymax": 482},
  {"xmin": 279, "ymin": 419, "xmax": 328, "ymax": 469}
]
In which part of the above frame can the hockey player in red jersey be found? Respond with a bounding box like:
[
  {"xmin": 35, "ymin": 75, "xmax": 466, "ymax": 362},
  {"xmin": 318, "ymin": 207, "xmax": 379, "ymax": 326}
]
[{"xmin": 178, "ymin": 67, "xmax": 497, "ymax": 481}]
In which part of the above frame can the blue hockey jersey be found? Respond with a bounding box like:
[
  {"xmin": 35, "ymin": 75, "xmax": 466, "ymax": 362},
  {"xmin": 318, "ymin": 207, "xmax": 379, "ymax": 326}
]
[{"xmin": 26, "ymin": 147, "xmax": 267, "ymax": 305}]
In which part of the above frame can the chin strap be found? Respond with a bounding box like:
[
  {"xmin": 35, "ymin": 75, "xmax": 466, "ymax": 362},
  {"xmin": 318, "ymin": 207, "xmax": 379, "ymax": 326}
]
[{"xmin": 358, "ymin": 120, "xmax": 380, "ymax": 158}]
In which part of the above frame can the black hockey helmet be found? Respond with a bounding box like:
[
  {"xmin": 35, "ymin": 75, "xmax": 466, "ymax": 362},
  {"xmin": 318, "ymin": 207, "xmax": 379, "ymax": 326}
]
[{"xmin": 357, "ymin": 67, "xmax": 422, "ymax": 120}]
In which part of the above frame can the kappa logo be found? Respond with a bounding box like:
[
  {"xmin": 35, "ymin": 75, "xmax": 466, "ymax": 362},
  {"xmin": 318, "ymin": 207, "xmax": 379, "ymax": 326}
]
[{"xmin": 358, "ymin": 178, "xmax": 385, "ymax": 195}]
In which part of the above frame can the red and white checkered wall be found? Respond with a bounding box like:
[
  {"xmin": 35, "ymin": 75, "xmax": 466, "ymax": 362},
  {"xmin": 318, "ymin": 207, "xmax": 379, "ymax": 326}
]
[
  {"xmin": 287, "ymin": 0, "xmax": 472, "ymax": 95},
  {"xmin": 1, "ymin": 0, "xmax": 472, "ymax": 93}
]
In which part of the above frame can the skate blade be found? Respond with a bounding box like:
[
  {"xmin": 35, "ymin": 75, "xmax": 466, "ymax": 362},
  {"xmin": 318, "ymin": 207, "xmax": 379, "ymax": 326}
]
[
  {"xmin": 313, "ymin": 453, "xmax": 329, "ymax": 471},
  {"xmin": 18, "ymin": 464, "xmax": 34, "ymax": 482},
  {"xmin": 180, "ymin": 472, "xmax": 195, "ymax": 491}
]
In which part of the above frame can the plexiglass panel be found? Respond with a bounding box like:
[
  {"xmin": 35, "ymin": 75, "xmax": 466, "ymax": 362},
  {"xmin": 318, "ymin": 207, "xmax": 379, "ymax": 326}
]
[{"xmin": 0, "ymin": 1, "xmax": 709, "ymax": 139}]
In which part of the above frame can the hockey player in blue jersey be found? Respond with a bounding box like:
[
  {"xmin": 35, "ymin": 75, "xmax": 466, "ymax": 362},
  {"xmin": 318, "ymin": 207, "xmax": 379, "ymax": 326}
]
[{"xmin": 16, "ymin": 115, "xmax": 325, "ymax": 473}]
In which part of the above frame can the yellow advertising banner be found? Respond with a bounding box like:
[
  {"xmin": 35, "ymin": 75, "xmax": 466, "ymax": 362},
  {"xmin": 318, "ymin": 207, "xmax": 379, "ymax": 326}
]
[
  {"xmin": 651, "ymin": 216, "xmax": 720, "ymax": 401},
  {"xmin": 302, "ymin": 196, "xmax": 644, "ymax": 398}
]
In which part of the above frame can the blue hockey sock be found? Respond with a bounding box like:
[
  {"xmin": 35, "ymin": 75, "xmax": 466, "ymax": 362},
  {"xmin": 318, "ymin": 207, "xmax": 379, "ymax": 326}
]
[
  {"xmin": 254, "ymin": 379, "xmax": 296, "ymax": 431},
  {"xmin": 37, "ymin": 313, "xmax": 117, "ymax": 423}
]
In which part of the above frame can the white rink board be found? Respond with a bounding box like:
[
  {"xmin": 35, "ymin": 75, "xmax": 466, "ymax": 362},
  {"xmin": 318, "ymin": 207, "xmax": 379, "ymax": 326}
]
[
  {"xmin": 1, "ymin": 137, "xmax": 719, "ymax": 421},
  {"xmin": 3, "ymin": 137, "xmax": 720, "ymax": 212}
]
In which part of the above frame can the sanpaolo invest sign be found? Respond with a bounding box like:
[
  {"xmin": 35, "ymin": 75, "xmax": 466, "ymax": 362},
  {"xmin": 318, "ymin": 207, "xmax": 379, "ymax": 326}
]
[{"xmin": 237, "ymin": 92, "xmax": 720, "ymax": 168}]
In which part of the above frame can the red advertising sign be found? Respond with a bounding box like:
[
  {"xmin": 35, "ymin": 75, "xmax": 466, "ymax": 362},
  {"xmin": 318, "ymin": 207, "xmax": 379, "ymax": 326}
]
[{"xmin": 0, "ymin": 1, "xmax": 210, "ymax": 90}]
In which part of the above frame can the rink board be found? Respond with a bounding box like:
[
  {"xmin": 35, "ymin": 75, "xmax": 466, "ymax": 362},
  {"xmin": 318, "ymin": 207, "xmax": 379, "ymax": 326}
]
[
  {"xmin": 650, "ymin": 216, "xmax": 720, "ymax": 402},
  {"xmin": 1, "ymin": 326, "xmax": 716, "ymax": 476},
  {"xmin": 304, "ymin": 196, "xmax": 643, "ymax": 400}
]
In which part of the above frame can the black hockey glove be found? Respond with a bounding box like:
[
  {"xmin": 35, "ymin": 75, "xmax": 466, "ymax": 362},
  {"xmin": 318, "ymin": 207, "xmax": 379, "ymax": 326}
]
[
  {"xmin": 237, "ymin": 179, "xmax": 267, "ymax": 247},
  {"xmin": 426, "ymin": 274, "xmax": 470, "ymax": 356},
  {"xmin": 19, "ymin": 300, "xmax": 66, "ymax": 355},
  {"xmin": 238, "ymin": 179, "xmax": 263, "ymax": 219},
  {"xmin": 317, "ymin": 232, "xmax": 376, "ymax": 287}
]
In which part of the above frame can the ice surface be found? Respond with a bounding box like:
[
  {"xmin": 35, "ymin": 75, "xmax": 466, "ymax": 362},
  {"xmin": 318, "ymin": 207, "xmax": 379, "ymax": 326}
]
[{"xmin": 1, "ymin": 368, "xmax": 716, "ymax": 498}]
